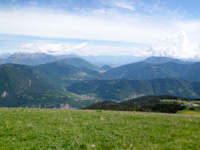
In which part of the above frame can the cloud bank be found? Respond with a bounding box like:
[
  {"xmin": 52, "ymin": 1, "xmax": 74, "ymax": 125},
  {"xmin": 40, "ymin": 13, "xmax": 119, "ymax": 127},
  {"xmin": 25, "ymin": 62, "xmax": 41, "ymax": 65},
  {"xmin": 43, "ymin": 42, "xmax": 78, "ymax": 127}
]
[
  {"xmin": 147, "ymin": 31, "xmax": 200, "ymax": 59},
  {"xmin": 21, "ymin": 32, "xmax": 200, "ymax": 60},
  {"xmin": 1, "ymin": 0, "xmax": 200, "ymax": 60},
  {"xmin": 0, "ymin": 9, "xmax": 176, "ymax": 44},
  {"xmin": 23, "ymin": 42, "xmax": 88, "ymax": 55},
  {"xmin": 22, "ymin": 42, "xmax": 146, "ymax": 56},
  {"xmin": 1, "ymin": 0, "xmax": 200, "ymax": 44}
]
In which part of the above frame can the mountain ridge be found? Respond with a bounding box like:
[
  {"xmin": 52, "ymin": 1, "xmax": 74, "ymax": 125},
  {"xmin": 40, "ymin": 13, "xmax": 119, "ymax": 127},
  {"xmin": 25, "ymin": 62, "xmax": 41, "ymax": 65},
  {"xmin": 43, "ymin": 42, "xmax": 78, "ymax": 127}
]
[
  {"xmin": 57, "ymin": 57, "xmax": 100, "ymax": 70},
  {"xmin": 1, "ymin": 54, "xmax": 200, "ymax": 108},
  {"xmin": 0, "ymin": 52, "xmax": 57, "ymax": 66},
  {"xmin": 104, "ymin": 61, "xmax": 200, "ymax": 80},
  {"xmin": 67, "ymin": 78, "xmax": 200, "ymax": 101},
  {"xmin": 143, "ymin": 56, "xmax": 189, "ymax": 64}
]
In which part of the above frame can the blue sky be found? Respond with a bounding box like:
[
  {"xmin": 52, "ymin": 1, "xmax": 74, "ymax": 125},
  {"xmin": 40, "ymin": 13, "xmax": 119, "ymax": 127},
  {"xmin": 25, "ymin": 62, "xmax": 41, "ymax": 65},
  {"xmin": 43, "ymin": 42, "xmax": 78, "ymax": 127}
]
[{"xmin": 0, "ymin": 0, "xmax": 200, "ymax": 59}]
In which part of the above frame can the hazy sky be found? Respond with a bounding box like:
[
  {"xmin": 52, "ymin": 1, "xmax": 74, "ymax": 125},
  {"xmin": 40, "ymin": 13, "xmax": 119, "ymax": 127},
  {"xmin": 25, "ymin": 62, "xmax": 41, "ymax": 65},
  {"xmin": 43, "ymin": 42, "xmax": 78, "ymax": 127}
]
[{"xmin": 1, "ymin": 0, "xmax": 200, "ymax": 59}]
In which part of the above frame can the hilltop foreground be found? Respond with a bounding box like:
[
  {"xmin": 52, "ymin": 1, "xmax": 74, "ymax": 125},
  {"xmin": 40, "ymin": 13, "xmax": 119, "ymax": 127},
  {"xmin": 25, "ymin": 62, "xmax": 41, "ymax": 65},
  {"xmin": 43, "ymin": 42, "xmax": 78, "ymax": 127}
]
[{"xmin": 0, "ymin": 108, "xmax": 200, "ymax": 149}]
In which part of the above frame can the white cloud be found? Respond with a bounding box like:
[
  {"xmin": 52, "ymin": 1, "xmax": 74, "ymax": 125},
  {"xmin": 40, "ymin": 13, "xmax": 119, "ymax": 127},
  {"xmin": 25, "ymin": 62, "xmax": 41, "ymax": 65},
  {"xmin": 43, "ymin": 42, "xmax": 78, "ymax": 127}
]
[
  {"xmin": 1, "ymin": 1, "xmax": 200, "ymax": 59},
  {"xmin": 175, "ymin": 21, "xmax": 200, "ymax": 43},
  {"xmin": 20, "ymin": 31, "xmax": 200, "ymax": 59},
  {"xmin": 1, "ymin": 1, "xmax": 200, "ymax": 45},
  {"xmin": 20, "ymin": 31, "xmax": 200, "ymax": 60},
  {"xmin": 22, "ymin": 42, "xmax": 88, "ymax": 55},
  {"xmin": 0, "ymin": 8, "xmax": 188, "ymax": 44},
  {"xmin": 146, "ymin": 31, "xmax": 200, "ymax": 59},
  {"xmin": 114, "ymin": 2, "xmax": 135, "ymax": 11},
  {"xmin": 21, "ymin": 41, "xmax": 149, "ymax": 56}
]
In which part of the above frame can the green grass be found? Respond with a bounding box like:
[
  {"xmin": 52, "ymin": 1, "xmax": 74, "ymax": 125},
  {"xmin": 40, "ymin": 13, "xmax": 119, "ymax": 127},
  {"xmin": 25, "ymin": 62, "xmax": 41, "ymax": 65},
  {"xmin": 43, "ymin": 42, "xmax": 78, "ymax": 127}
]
[
  {"xmin": 177, "ymin": 107, "xmax": 200, "ymax": 115},
  {"xmin": 0, "ymin": 108, "xmax": 200, "ymax": 150},
  {"xmin": 191, "ymin": 101, "xmax": 200, "ymax": 104},
  {"xmin": 161, "ymin": 99, "xmax": 200, "ymax": 106},
  {"xmin": 161, "ymin": 99, "xmax": 189, "ymax": 106},
  {"xmin": 177, "ymin": 110, "xmax": 200, "ymax": 115}
]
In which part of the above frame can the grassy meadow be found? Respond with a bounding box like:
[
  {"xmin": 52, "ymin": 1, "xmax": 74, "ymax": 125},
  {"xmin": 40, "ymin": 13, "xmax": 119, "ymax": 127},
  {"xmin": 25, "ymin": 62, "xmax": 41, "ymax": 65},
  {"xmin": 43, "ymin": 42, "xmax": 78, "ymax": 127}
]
[
  {"xmin": 177, "ymin": 108, "xmax": 200, "ymax": 115},
  {"xmin": 0, "ymin": 108, "xmax": 200, "ymax": 150}
]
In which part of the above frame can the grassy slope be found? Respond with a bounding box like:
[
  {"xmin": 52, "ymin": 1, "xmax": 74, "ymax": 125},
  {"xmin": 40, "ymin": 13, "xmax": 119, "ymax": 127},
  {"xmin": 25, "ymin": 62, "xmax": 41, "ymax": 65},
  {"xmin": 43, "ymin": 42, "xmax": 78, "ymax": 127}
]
[
  {"xmin": 0, "ymin": 108, "xmax": 200, "ymax": 150},
  {"xmin": 177, "ymin": 107, "xmax": 200, "ymax": 115},
  {"xmin": 177, "ymin": 110, "xmax": 200, "ymax": 115}
]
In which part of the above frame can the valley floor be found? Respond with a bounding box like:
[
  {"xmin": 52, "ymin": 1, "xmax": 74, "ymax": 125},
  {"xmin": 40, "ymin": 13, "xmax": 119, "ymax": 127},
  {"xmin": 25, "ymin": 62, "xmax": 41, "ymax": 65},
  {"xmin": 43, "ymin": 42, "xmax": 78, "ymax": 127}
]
[{"xmin": 0, "ymin": 108, "xmax": 200, "ymax": 149}]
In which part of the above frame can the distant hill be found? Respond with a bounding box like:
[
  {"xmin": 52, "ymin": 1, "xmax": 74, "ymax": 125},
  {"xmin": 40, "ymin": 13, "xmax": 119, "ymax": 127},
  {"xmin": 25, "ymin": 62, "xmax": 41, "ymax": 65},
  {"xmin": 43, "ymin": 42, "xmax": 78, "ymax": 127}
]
[
  {"xmin": 143, "ymin": 56, "xmax": 187, "ymax": 64},
  {"xmin": 84, "ymin": 102, "xmax": 121, "ymax": 110},
  {"xmin": 101, "ymin": 65, "xmax": 112, "ymax": 71},
  {"xmin": 57, "ymin": 58, "xmax": 100, "ymax": 70},
  {"xmin": 104, "ymin": 61, "xmax": 200, "ymax": 81},
  {"xmin": 0, "ymin": 52, "xmax": 57, "ymax": 66},
  {"xmin": 0, "ymin": 60, "xmax": 102, "ymax": 108},
  {"xmin": 84, "ymin": 95, "xmax": 187, "ymax": 113},
  {"xmin": 104, "ymin": 62, "xmax": 176, "ymax": 79},
  {"xmin": 120, "ymin": 95, "xmax": 189, "ymax": 106},
  {"xmin": 0, "ymin": 64, "xmax": 91, "ymax": 108},
  {"xmin": 67, "ymin": 78, "xmax": 200, "ymax": 101},
  {"xmin": 36, "ymin": 60, "xmax": 102, "ymax": 85}
]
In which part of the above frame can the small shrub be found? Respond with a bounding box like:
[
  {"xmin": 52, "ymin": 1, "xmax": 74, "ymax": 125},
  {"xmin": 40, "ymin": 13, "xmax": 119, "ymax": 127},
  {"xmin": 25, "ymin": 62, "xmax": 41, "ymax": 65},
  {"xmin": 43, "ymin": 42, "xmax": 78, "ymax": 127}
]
[{"xmin": 189, "ymin": 107, "xmax": 195, "ymax": 110}]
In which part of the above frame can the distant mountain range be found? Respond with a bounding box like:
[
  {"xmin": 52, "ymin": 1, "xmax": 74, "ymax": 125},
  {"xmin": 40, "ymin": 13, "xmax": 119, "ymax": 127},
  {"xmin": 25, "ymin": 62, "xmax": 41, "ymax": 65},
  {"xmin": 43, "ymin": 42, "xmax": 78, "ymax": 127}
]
[
  {"xmin": 0, "ymin": 52, "xmax": 57, "ymax": 66},
  {"xmin": 105, "ymin": 61, "xmax": 200, "ymax": 80},
  {"xmin": 57, "ymin": 58, "xmax": 100, "ymax": 70},
  {"xmin": 101, "ymin": 65, "xmax": 112, "ymax": 71},
  {"xmin": 0, "ymin": 52, "xmax": 195, "ymax": 66},
  {"xmin": 67, "ymin": 78, "xmax": 200, "ymax": 100},
  {"xmin": 0, "ymin": 52, "xmax": 146, "ymax": 66},
  {"xmin": 142, "ymin": 56, "xmax": 191, "ymax": 64},
  {"xmin": 0, "ymin": 52, "xmax": 200, "ymax": 108},
  {"xmin": 0, "ymin": 62, "xmax": 100, "ymax": 108},
  {"xmin": 0, "ymin": 64, "xmax": 78, "ymax": 108}
]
